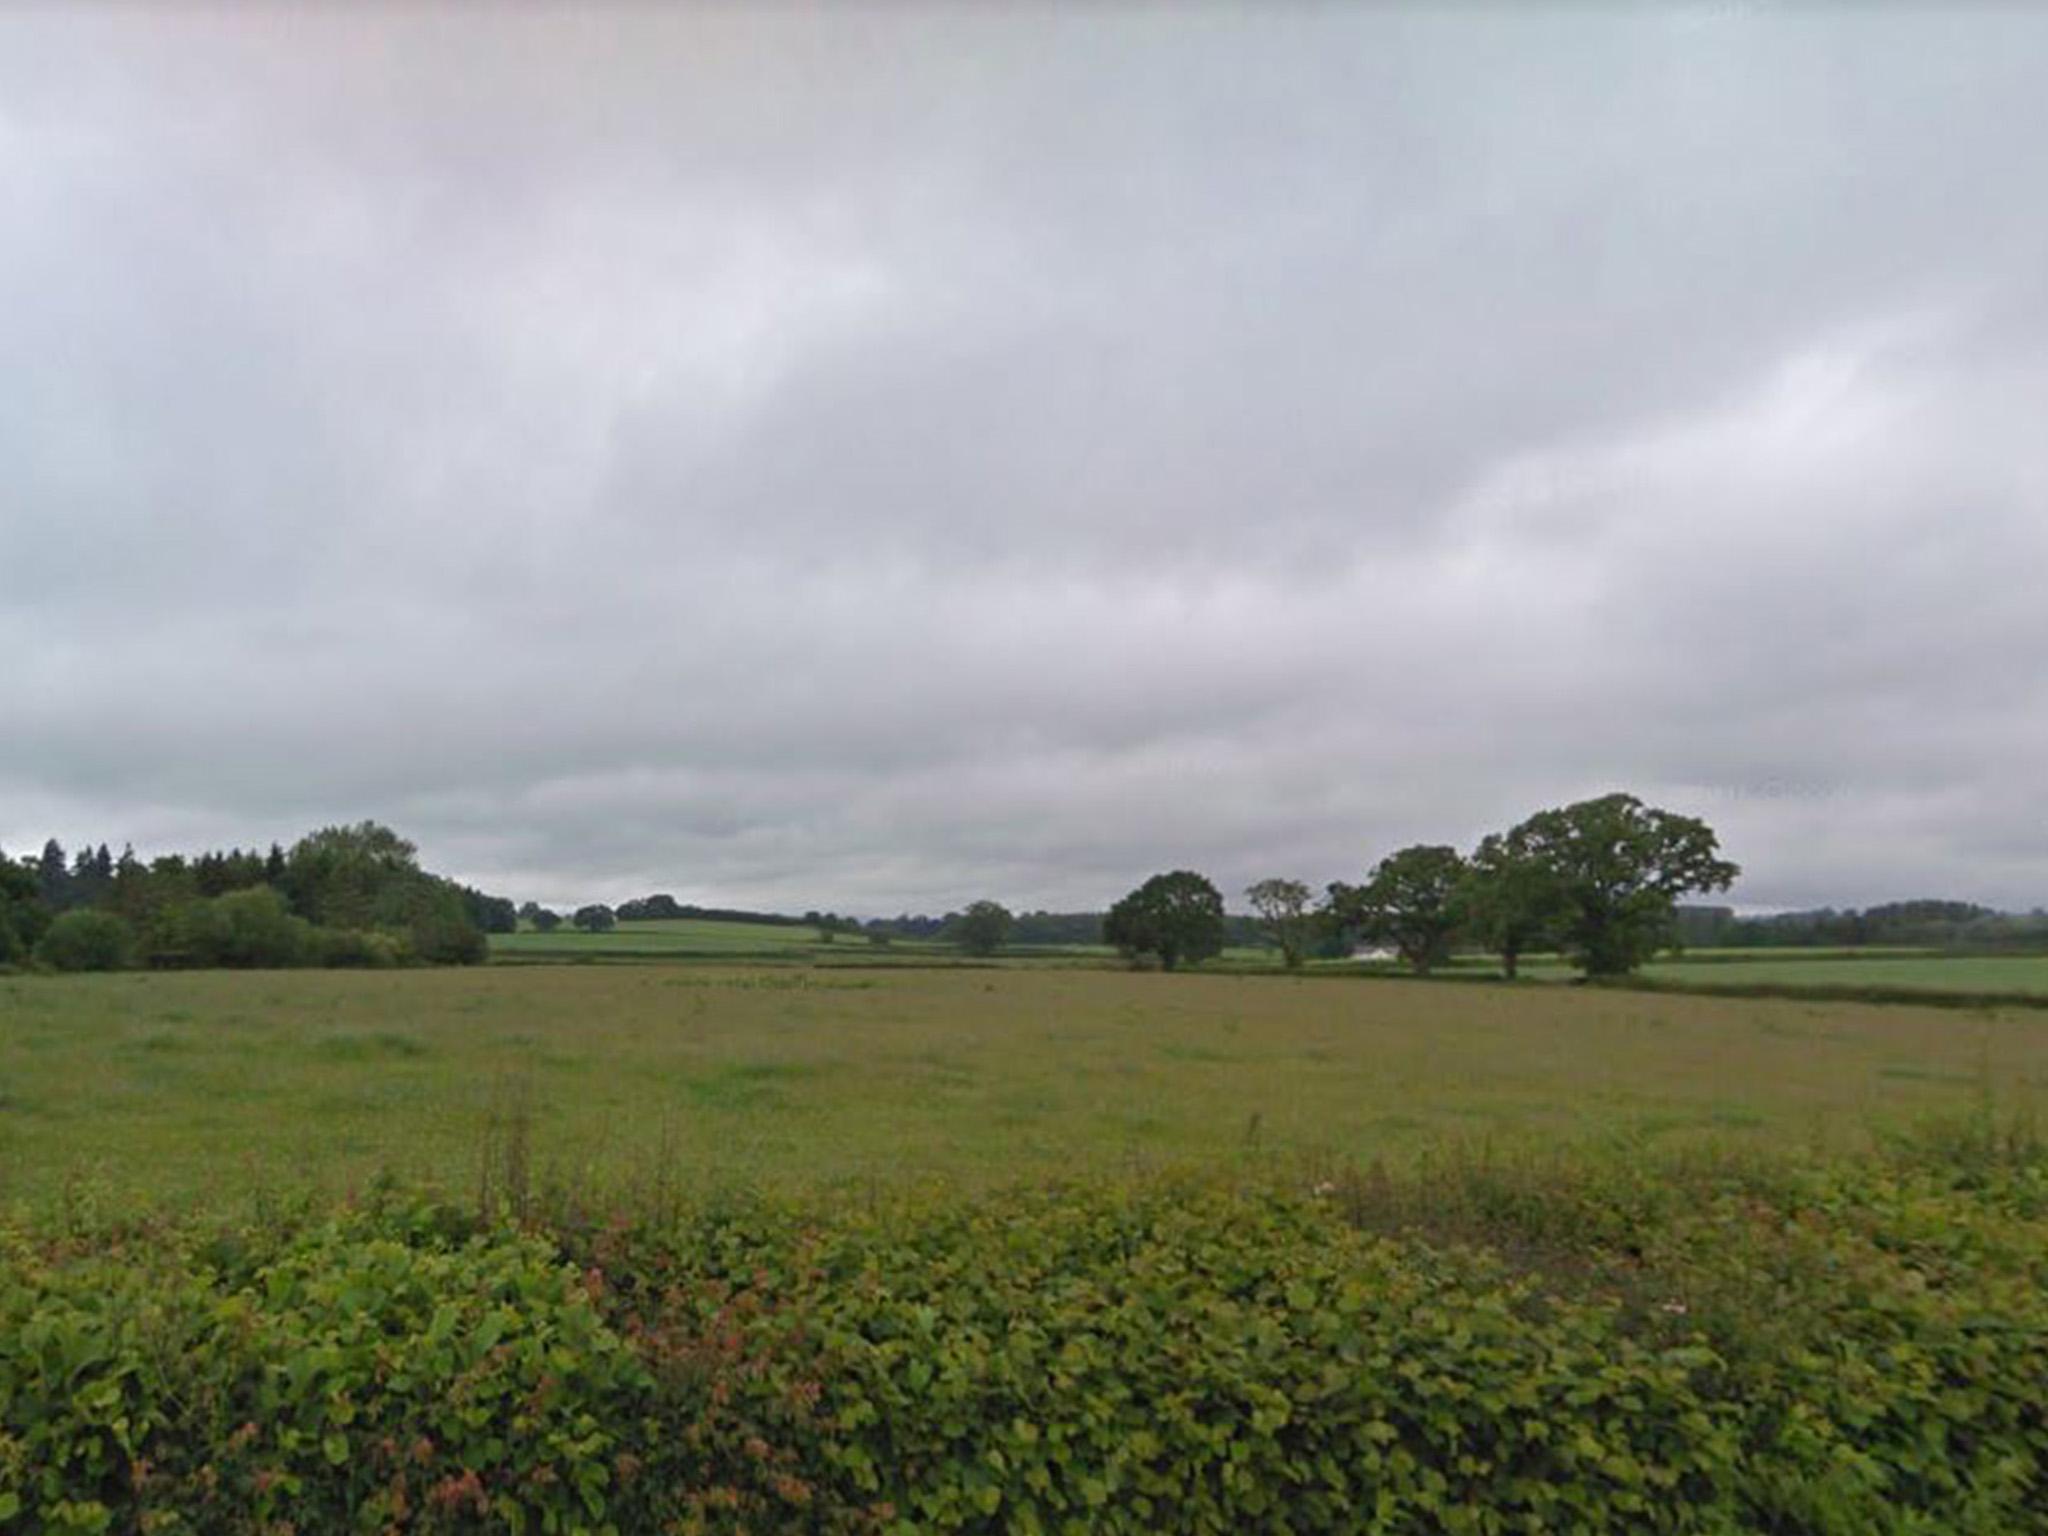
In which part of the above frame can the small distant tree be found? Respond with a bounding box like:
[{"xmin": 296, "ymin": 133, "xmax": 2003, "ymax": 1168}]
[
  {"xmin": 37, "ymin": 840, "xmax": 71, "ymax": 911},
  {"xmin": 572, "ymin": 904, "xmax": 616, "ymax": 933},
  {"xmin": 617, "ymin": 894, "xmax": 686, "ymax": 921},
  {"xmin": 1506, "ymin": 793, "xmax": 1739, "ymax": 976},
  {"xmin": 531, "ymin": 908, "xmax": 564, "ymax": 933},
  {"xmin": 410, "ymin": 906, "xmax": 490, "ymax": 965},
  {"xmin": 36, "ymin": 909, "xmax": 137, "ymax": 972},
  {"xmin": 1327, "ymin": 845, "xmax": 1468, "ymax": 975},
  {"xmin": 1244, "ymin": 878, "xmax": 1314, "ymax": 968},
  {"xmin": 458, "ymin": 887, "xmax": 519, "ymax": 934},
  {"xmin": 955, "ymin": 900, "xmax": 1014, "ymax": 956},
  {"xmin": 1104, "ymin": 871, "xmax": 1226, "ymax": 971}
]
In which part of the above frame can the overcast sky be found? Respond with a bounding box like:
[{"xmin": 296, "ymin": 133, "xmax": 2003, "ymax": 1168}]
[{"xmin": 4, "ymin": 7, "xmax": 2046, "ymax": 915}]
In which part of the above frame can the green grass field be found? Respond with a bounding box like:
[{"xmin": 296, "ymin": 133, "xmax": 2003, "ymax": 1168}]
[
  {"xmin": 492, "ymin": 916, "xmax": 864, "ymax": 958},
  {"xmin": 489, "ymin": 917, "xmax": 1285, "ymax": 967},
  {"xmin": 1442, "ymin": 947, "xmax": 2048, "ymax": 998},
  {"xmin": 1640, "ymin": 952, "xmax": 2048, "ymax": 994},
  {"xmin": 4, "ymin": 965, "xmax": 2043, "ymax": 1211}
]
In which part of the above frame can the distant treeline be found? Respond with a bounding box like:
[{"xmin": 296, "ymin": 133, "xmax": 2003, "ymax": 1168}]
[
  {"xmin": 1675, "ymin": 900, "xmax": 2048, "ymax": 951},
  {"xmin": 0, "ymin": 823, "xmax": 513, "ymax": 971},
  {"xmin": 612, "ymin": 894, "xmax": 810, "ymax": 926},
  {"xmin": 867, "ymin": 911, "xmax": 1128, "ymax": 946},
  {"xmin": 588, "ymin": 899, "xmax": 1267, "ymax": 951}
]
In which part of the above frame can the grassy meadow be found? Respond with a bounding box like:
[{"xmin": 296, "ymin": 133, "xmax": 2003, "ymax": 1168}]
[
  {"xmin": 9, "ymin": 959, "xmax": 2048, "ymax": 1531},
  {"xmin": 3, "ymin": 963, "xmax": 2044, "ymax": 1212},
  {"xmin": 487, "ymin": 917, "xmax": 1273, "ymax": 966},
  {"xmin": 490, "ymin": 916, "xmax": 873, "ymax": 960},
  {"xmin": 1639, "ymin": 951, "xmax": 2048, "ymax": 993}
]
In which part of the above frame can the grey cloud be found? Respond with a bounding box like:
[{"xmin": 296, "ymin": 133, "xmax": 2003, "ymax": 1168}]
[{"xmin": 4, "ymin": 8, "xmax": 2047, "ymax": 914}]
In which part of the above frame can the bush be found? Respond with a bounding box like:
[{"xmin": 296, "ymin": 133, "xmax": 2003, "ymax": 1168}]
[
  {"xmin": 33, "ymin": 909, "xmax": 135, "ymax": 972},
  {"xmin": 3, "ymin": 1132, "xmax": 2045, "ymax": 1533},
  {"xmin": 149, "ymin": 889, "xmax": 429, "ymax": 970},
  {"xmin": 312, "ymin": 926, "xmax": 405, "ymax": 968},
  {"xmin": 0, "ymin": 1209, "xmax": 644, "ymax": 1534},
  {"xmin": 407, "ymin": 908, "xmax": 488, "ymax": 966}
]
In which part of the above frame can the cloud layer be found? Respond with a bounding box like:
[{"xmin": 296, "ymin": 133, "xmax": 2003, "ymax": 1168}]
[{"xmin": 5, "ymin": 10, "xmax": 2046, "ymax": 913}]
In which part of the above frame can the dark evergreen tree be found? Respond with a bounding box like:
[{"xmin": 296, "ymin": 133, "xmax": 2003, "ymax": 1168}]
[{"xmin": 38, "ymin": 840, "xmax": 71, "ymax": 910}]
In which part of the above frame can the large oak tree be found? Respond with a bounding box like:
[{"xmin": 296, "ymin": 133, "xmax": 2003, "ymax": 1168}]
[
  {"xmin": 1505, "ymin": 793, "xmax": 1739, "ymax": 976},
  {"xmin": 1104, "ymin": 870, "xmax": 1225, "ymax": 971}
]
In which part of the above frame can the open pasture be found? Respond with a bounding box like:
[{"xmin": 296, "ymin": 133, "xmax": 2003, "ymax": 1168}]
[
  {"xmin": 3, "ymin": 965, "xmax": 2043, "ymax": 1211},
  {"xmin": 490, "ymin": 916, "xmax": 858, "ymax": 959},
  {"xmin": 1640, "ymin": 950, "xmax": 2048, "ymax": 995}
]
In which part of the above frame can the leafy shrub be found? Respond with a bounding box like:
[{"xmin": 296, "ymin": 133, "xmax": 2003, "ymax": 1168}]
[
  {"xmin": 2, "ymin": 1134, "xmax": 2044, "ymax": 1533},
  {"xmin": 146, "ymin": 889, "xmax": 450, "ymax": 970},
  {"xmin": 149, "ymin": 888, "xmax": 314, "ymax": 969},
  {"xmin": 406, "ymin": 908, "xmax": 489, "ymax": 966},
  {"xmin": 33, "ymin": 910, "xmax": 135, "ymax": 972},
  {"xmin": 312, "ymin": 925, "xmax": 405, "ymax": 968},
  {"xmin": 0, "ymin": 1207, "xmax": 645, "ymax": 1535}
]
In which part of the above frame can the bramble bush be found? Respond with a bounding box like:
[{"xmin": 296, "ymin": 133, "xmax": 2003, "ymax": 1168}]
[{"xmin": 2, "ymin": 1124, "xmax": 2043, "ymax": 1533}]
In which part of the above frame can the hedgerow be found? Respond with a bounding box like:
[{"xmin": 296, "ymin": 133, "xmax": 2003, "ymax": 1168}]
[{"xmin": 2, "ymin": 1129, "xmax": 2043, "ymax": 1533}]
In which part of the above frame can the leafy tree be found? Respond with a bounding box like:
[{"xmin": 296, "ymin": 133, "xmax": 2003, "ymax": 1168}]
[
  {"xmin": 1461, "ymin": 832, "xmax": 1571, "ymax": 980},
  {"xmin": 283, "ymin": 822, "xmax": 421, "ymax": 928},
  {"xmin": 617, "ymin": 894, "xmax": 686, "ymax": 921},
  {"xmin": 409, "ymin": 904, "xmax": 491, "ymax": 965},
  {"xmin": 1327, "ymin": 845, "xmax": 1468, "ymax": 976},
  {"xmin": 572, "ymin": 904, "xmax": 616, "ymax": 933},
  {"xmin": 954, "ymin": 900, "xmax": 1014, "ymax": 956},
  {"xmin": 458, "ymin": 885, "xmax": 519, "ymax": 934},
  {"xmin": 169, "ymin": 887, "xmax": 315, "ymax": 969},
  {"xmin": 1104, "ymin": 871, "xmax": 1225, "ymax": 971},
  {"xmin": 36, "ymin": 909, "xmax": 137, "ymax": 972},
  {"xmin": 0, "ymin": 850, "xmax": 52, "ymax": 962},
  {"xmin": 1507, "ymin": 793, "xmax": 1739, "ymax": 976},
  {"xmin": 531, "ymin": 908, "xmax": 564, "ymax": 933},
  {"xmin": 1244, "ymin": 878, "xmax": 1314, "ymax": 969}
]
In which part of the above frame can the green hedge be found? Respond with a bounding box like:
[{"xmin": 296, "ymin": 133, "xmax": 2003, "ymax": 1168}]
[{"xmin": 2, "ymin": 1139, "xmax": 2043, "ymax": 1533}]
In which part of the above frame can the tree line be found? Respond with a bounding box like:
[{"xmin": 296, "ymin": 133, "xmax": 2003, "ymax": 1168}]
[
  {"xmin": 0, "ymin": 822, "xmax": 506, "ymax": 972},
  {"xmin": 875, "ymin": 793, "xmax": 1741, "ymax": 975},
  {"xmin": 1094, "ymin": 792, "xmax": 1740, "ymax": 976},
  {"xmin": 1679, "ymin": 899, "xmax": 2048, "ymax": 951},
  {"xmin": 22, "ymin": 790, "xmax": 2033, "ymax": 978},
  {"xmin": 512, "ymin": 794, "xmax": 1738, "ymax": 973}
]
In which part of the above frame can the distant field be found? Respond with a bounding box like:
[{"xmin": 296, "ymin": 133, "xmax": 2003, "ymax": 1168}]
[
  {"xmin": 1489, "ymin": 949, "xmax": 2048, "ymax": 997},
  {"xmin": 3, "ymin": 965, "xmax": 2043, "ymax": 1211},
  {"xmin": 492, "ymin": 916, "xmax": 849, "ymax": 957},
  {"xmin": 489, "ymin": 918, "xmax": 1273, "ymax": 966},
  {"xmin": 1641, "ymin": 952, "xmax": 2048, "ymax": 995}
]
